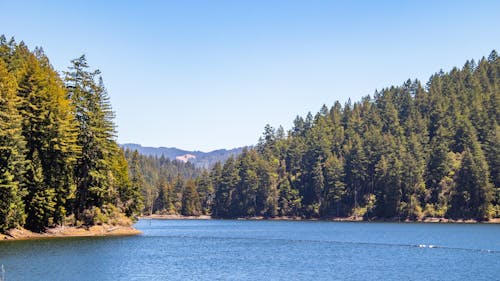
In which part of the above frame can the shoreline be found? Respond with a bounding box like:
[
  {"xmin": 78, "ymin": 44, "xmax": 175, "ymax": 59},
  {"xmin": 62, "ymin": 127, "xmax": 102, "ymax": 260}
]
[
  {"xmin": 0, "ymin": 224, "xmax": 142, "ymax": 241},
  {"xmin": 140, "ymin": 214, "xmax": 500, "ymax": 224},
  {"xmin": 3, "ymin": 215, "xmax": 498, "ymax": 241},
  {"xmin": 140, "ymin": 214, "xmax": 212, "ymax": 220}
]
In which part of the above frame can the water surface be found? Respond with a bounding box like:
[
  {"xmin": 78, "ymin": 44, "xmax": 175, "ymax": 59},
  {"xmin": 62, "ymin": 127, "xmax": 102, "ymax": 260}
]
[{"xmin": 1, "ymin": 220, "xmax": 499, "ymax": 280}]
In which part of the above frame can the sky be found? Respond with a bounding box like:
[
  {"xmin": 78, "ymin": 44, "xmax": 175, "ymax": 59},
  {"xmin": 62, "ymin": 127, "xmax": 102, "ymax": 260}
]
[{"xmin": 1, "ymin": 0, "xmax": 499, "ymax": 151}]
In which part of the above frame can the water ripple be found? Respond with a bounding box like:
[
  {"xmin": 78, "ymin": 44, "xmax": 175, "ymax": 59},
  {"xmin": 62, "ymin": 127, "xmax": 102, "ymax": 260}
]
[{"xmin": 139, "ymin": 234, "xmax": 500, "ymax": 254}]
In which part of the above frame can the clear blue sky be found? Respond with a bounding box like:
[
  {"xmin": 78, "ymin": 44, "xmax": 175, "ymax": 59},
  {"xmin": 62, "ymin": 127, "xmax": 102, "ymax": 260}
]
[{"xmin": 1, "ymin": 0, "xmax": 499, "ymax": 151}]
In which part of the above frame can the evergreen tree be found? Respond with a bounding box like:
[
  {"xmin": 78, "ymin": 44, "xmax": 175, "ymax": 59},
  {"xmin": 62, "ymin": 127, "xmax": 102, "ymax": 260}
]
[
  {"xmin": 277, "ymin": 175, "xmax": 301, "ymax": 217},
  {"xmin": 172, "ymin": 174, "xmax": 184, "ymax": 213},
  {"xmin": 0, "ymin": 59, "xmax": 26, "ymax": 231},
  {"xmin": 182, "ymin": 180, "xmax": 201, "ymax": 216},
  {"xmin": 233, "ymin": 149, "xmax": 259, "ymax": 216},
  {"xmin": 117, "ymin": 148, "xmax": 143, "ymax": 216},
  {"xmin": 204, "ymin": 51, "xmax": 499, "ymax": 220},
  {"xmin": 212, "ymin": 157, "xmax": 239, "ymax": 217},
  {"xmin": 65, "ymin": 55, "xmax": 117, "ymax": 215},
  {"xmin": 0, "ymin": 37, "xmax": 144, "ymax": 231},
  {"xmin": 153, "ymin": 178, "xmax": 174, "ymax": 214},
  {"xmin": 196, "ymin": 171, "xmax": 214, "ymax": 215},
  {"xmin": 16, "ymin": 46, "xmax": 79, "ymax": 228},
  {"xmin": 24, "ymin": 150, "xmax": 55, "ymax": 231},
  {"xmin": 323, "ymin": 154, "xmax": 346, "ymax": 217}
]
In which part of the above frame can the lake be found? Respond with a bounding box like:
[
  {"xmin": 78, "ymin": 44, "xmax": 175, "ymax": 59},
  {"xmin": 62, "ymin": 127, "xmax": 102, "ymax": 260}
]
[{"xmin": 1, "ymin": 219, "xmax": 499, "ymax": 280}]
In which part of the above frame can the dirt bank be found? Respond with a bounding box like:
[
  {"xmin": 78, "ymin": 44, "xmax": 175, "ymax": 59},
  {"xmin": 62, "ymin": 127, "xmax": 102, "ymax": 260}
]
[
  {"xmin": 139, "ymin": 214, "xmax": 500, "ymax": 223},
  {"xmin": 0, "ymin": 225, "xmax": 141, "ymax": 241},
  {"xmin": 140, "ymin": 214, "xmax": 212, "ymax": 220}
]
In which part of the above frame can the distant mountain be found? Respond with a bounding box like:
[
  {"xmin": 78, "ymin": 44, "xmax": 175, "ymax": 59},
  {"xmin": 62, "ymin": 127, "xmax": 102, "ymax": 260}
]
[{"xmin": 121, "ymin": 143, "xmax": 245, "ymax": 168}]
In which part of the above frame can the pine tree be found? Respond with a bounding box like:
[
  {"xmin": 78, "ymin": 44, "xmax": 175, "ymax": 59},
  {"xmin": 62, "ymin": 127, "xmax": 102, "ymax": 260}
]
[
  {"xmin": 233, "ymin": 149, "xmax": 259, "ymax": 216},
  {"xmin": 16, "ymin": 46, "xmax": 79, "ymax": 228},
  {"xmin": 65, "ymin": 55, "xmax": 117, "ymax": 215},
  {"xmin": 172, "ymin": 174, "xmax": 184, "ymax": 213},
  {"xmin": 114, "ymin": 147, "xmax": 143, "ymax": 216},
  {"xmin": 0, "ymin": 59, "xmax": 26, "ymax": 232},
  {"xmin": 277, "ymin": 176, "xmax": 301, "ymax": 217},
  {"xmin": 196, "ymin": 171, "xmax": 214, "ymax": 215},
  {"xmin": 24, "ymin": 150, "xmax": 55, "ymax": 231},
  {"xmin": 181, "ymin": 179, "xmax": 201, "ymax": 216},
  {"xmin": 257, "ymin": 157, "xmax": 279, "ymax": 217},
  {"xmin": 153, "ymin": 178, "xmax": 173, "ymax": 214},
  {"xmin": 345, "ymin": 134, "xmax": 368, "ymax": 216},
  {"xmin": 212, "ymin": 157, "xmax": 239, "ymax": 217},
  {"xmin": 448, "ymin": 122, "xmax": 493, "ymax": 219},
  {"xmin": 323, "ymin": 153, "xmax": 346, "ymax": 217}
]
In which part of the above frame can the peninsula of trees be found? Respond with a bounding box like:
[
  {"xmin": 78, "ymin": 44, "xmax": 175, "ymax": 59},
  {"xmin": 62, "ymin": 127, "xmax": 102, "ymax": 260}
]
[
  {"xmin": 0, "ymin": 37, "xmax": 142, "ymax": 233},
  {"xmin": 142, "ymin": 51, "xmax": 499, "ymax": 221}
]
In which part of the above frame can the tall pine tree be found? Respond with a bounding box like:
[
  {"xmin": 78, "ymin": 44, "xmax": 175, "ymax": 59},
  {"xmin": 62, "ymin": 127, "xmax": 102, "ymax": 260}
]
[{"xmin": 0, "ymin": 59, "xmax": 26, "ymax": 231}]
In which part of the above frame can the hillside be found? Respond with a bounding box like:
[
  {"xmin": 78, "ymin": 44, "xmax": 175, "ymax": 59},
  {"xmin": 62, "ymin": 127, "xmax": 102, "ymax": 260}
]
[
  {"xmin": 121, "ymin": 143, "xmax": 244, "ymax": 168},
  {"xmin": 206, "ymin": 51, "xmax": 499, "ymax": 220},
  {"xmin": 148, "ymin": 51, "xmax": 499, "ymax": 221}
]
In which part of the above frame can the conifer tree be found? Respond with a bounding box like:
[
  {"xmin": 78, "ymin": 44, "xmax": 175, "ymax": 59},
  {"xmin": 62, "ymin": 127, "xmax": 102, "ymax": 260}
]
[
  {"xmin": 153, "ymin": 178, "xmax": 173, "ymax": 214},
  {"xmin": 65, "ymin": 55, "xmax": 117, "ymax": 215},
  {"xmin": 24, "ymin": 150, "xmax": 55, "ymax": 231},
  {"xmin": 323, "ymin": 154, "xmax": 346, "ymax": 217},
  {"xmin": 114, "ymin": 147, "xmax": 142, "ymax": 216},
  {"xmin": 0, "ymin": 59, "xmax": 26, "ymax": 231},
  {"xmin": 16, "ymin": 46, "xmax": 79, "ymax": 228},
  {"xmin": 196, "ymin": 171, "xmax": 214, "ymax": 215},
  {"xmin": 181, "ymin": 179, "xmax": 201, "ymax": 216},
  {"xmin": 213, "ymin": 157, "xmax": 239, "ymax": 217}
]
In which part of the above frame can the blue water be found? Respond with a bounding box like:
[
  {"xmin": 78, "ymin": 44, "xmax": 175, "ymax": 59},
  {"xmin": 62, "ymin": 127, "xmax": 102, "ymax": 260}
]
[{"xmin": 1, "ymin": 220, "xmax": 499, "ymax": 280}]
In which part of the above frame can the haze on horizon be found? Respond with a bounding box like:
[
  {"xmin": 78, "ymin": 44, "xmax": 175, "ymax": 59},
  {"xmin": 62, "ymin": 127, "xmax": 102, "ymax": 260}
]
[{"xmin": 1, "ymin": 0, "xmax": 499, "ymax": 151}]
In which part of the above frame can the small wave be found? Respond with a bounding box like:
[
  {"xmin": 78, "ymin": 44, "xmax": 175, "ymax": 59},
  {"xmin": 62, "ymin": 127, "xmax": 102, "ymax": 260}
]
[{"xmin": 416, "ymin": 244, "xmax": 438, "ymax": 248}]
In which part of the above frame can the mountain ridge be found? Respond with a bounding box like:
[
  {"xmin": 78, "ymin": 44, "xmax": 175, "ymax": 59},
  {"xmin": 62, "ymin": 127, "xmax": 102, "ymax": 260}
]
[{"xmin": 120, "ymin": 143, "xmax": 245, "ymax": 168}]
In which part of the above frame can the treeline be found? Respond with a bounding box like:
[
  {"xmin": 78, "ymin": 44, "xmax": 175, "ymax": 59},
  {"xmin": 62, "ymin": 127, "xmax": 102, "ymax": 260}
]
[
  {"xmin": 145, "ymin": 51, "xmax": 499, "ymax": 221},
  {"xmin": 123, "ymin": 150, "xmax": 206, "ymax": 215},
  {"xmin": 0, "ymin": 37, "xmax": 142, "ymax": 232},
  {"xmin": 125, "ymin": 51, "xmax": 499, "ymax": 221},
  {"xmin": 206, "ymin": 51, "xmax": 499, "ymax": 220}
]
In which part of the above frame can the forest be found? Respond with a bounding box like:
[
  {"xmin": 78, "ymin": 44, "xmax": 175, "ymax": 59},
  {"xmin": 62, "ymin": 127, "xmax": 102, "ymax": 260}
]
[
  {"xmin": 0, "ymin": 37, "xmax": 142, "ymax": 232},
  {"xmin": 142, "ymin": 50, "xmax": 499, "ymax": 221},
  {"xmin": 123, "ymin": 150, "xmax": 204, "ymax": 215},
  {"xmin": 1, "ymin": 35, "xmax": 498, "ymax": 235}
]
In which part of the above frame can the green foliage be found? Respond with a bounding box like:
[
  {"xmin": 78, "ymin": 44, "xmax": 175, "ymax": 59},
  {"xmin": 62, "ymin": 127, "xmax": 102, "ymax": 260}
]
[
  {"xmin": 207, "ymin": 51, "xmax": 499, "ymax": 220},
  {"xmin": 196, "ymin": 171, "xmax": 214, "ymax": 214},
  {"xmin": 81, "ymin": 204, "xmax": 131, "ymax": 226},
  {"xmin": 65, "ymin": 55, "xmax": 115, "ymax": 212},
  {"xmin": 182, "ymin": 180, "xmax": 201, "ymax": 216},
  {"xmin": 124, "ymin": 150, "xmax": 144, "ymax": 216},
  {"xmin": 64, "ymin": 55, "xmax": 143, "ymax": 220},
  {"xmin": 0, "ymin": 36, "xmax": 142, "ymax": 233},
  {"xmin": 123, "ymin": 148, "xmax": 203, "ymax": 215},
  {"xmin": 0, "ymin": 34, "xmax": 498, "ymax": 233},
  {"xmin": 24, "ymin": 150, "xmax": 56, "ymax": 231},
  {"xmin": 12, "ymin": 43, "xmax": 80, "ymax": 229},
  {"xmin": 0, "ymin": 58, "xmax": 26, "ymax": 231}
]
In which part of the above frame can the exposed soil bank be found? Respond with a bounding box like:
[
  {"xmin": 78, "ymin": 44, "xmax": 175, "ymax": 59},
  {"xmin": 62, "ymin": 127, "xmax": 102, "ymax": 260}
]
[
  {"xmin": 4, "ymin": 216, "xmax": 496, "ymax": 240},
  {"xmin": 140, "ymin": 214, "xmax": 212, "ymax": 220},
  {"xmin": 0, "ymin": 225, "xmax": 141, "ymax": 241},
  {"xmin": 140, "ymin": 214, "xmax": 500, "ymax": 224}
]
